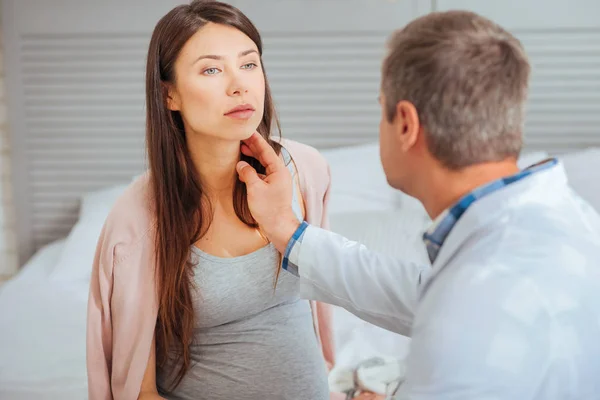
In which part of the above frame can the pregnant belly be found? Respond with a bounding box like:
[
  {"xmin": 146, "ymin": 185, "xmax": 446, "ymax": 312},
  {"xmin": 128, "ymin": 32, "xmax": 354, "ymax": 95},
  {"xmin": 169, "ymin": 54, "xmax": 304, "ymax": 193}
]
[{"xmin": 157, "ymin": 312, "xmax": 330, "ymax": 400}]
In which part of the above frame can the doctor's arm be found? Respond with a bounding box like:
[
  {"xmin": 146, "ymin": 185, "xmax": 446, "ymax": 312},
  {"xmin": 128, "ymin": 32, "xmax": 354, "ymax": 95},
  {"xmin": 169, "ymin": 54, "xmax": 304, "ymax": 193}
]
[
  {"xmin": 283, "ymin": 221, "xmax": 429, "ymax": 336},
  {"xmin": 236, "ymin": 132, "xmax": 429, "ymax": 337}
]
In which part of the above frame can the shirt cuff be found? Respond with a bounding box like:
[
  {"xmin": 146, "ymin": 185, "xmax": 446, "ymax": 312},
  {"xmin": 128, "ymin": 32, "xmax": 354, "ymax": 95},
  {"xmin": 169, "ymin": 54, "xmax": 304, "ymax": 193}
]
[{"xmin": 281, "ymin": 221, "xmax": 309, "ymax": 277}]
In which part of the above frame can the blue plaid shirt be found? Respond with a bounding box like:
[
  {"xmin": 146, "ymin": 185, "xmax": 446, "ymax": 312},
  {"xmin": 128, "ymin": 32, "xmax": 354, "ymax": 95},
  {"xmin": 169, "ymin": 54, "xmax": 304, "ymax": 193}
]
[
  {"xmin": 282, "ymin": 158, "xmax": 558, "ymax": 274},
  {"xmin": 422, "ymin": 158, "xmax": 557, "ymax": 263},
  {"xmin": 281, "ymin": 220, "xmax": 308, "ymax": 277}
]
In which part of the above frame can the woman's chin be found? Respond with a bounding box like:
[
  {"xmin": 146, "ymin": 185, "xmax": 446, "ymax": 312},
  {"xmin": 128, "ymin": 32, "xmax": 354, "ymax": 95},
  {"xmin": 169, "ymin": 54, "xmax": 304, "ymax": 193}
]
[
  {"xmin": 224, "ymin": 114, "xmax": 262, "ymax": 138},
  {"xmin": 239, "ymin": 130, "xmax": 256, "ymax": 141},
  {"xmin": 193, "ymin": 121, "xmax": 261, "ymax": 142},
  {"xmin": 229, "ymin": 124, "xmax": 261, "ymax": 141}
]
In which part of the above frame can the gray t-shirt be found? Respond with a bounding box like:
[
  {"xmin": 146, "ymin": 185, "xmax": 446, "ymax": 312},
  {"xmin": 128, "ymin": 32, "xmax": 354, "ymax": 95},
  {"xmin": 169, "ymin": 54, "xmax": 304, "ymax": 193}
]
[{"xmin": 157, "ymin": 148, "xmax": 329, "ymax": 400}]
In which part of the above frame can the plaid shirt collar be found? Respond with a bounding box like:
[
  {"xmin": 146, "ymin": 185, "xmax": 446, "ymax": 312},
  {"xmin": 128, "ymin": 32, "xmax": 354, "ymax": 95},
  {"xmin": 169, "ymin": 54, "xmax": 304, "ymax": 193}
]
[{"xmin": 422, "ymin": 158, "xmax": 558, "ymax": 264}]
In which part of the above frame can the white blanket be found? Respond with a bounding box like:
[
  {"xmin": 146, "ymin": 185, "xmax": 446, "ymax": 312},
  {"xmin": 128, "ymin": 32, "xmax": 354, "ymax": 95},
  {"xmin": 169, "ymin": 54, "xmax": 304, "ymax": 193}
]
[{"xmin": 0, "ymin": 240, "xmax": 89, "ymax": 400}]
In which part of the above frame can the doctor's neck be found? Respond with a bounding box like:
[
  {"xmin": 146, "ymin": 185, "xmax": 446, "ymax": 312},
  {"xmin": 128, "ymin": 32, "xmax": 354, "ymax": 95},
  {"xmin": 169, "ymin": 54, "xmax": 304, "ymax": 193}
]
[
  {"xmin": 186, "ymin": 133, "xmax": 240, "ymax": 201},
  {"xmin": 418, "ymin": 159, "xmax": 520, "ymax": 221}
]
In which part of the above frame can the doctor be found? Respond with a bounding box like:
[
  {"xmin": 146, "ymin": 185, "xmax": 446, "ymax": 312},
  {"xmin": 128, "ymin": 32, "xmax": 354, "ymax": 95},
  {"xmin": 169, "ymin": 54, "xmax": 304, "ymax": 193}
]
[{"xmin": 238, "ymin": 10, "xmax": 600, "ymax": 400}]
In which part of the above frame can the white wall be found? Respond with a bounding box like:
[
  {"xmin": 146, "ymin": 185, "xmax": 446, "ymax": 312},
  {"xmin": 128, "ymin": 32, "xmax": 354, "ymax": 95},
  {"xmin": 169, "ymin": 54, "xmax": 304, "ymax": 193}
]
[{"xmin": 0, "ymin": 23, "xmax": 17, "ymax": 280}]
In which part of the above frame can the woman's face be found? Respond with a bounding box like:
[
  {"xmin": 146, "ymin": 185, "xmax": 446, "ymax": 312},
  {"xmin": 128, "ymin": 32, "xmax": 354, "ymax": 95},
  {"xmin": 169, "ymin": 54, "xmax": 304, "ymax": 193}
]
[{"xmin": 167, "ymin": 22, "xmax": 265, "ymax": 142}]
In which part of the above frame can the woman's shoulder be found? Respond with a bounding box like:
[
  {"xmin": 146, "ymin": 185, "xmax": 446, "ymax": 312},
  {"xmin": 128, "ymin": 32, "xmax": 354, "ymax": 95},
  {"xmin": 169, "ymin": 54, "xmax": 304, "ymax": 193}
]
[
  {"xmin": 101, "ymin": 172, "xmax": 157, "ymax": 265},
  {"xmin": 279, "ymin": 138, "xmax": 330, "ymax": 189},
  {"xmin": 279, "ymin": 138, "xmax": 328, "ymax": 167}
]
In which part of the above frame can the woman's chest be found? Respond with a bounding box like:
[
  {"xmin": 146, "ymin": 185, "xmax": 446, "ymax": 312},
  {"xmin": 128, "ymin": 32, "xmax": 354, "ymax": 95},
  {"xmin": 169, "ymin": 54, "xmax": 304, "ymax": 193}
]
[
  {"xmin": 190, "ymin": 245, "xmax": 301, "ymax": 328},
  {"xmin": 193, "ymin": 207, "xmax": 269, "ymax": 258}
]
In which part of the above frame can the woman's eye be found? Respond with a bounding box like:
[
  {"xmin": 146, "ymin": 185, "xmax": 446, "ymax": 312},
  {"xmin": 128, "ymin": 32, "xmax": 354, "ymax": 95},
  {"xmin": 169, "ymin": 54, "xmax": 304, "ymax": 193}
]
[
  {"xmin": 241, "ymin": 63, "xmax": 258, "ymax": 70},
  {"xmin": 203, "ymin": 68, "xmax": 220, "ymax": 75}
]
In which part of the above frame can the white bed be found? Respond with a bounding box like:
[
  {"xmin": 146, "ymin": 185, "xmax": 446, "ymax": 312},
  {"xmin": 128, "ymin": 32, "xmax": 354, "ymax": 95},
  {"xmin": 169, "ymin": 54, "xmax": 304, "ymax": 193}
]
[
  {"xmin": 0, "ymin": 239, "xmax": 89, "ymax": 400},
  {"xmin": 1, "ymin": 143, "xmax": 599, "ymax": 399}
]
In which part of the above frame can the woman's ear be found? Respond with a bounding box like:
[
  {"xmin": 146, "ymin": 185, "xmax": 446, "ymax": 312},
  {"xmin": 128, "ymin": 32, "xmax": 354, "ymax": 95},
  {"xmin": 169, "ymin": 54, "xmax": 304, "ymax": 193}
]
[{"xmin": 163, "ymin": 82, "xmax": 181, "ymax": 111}]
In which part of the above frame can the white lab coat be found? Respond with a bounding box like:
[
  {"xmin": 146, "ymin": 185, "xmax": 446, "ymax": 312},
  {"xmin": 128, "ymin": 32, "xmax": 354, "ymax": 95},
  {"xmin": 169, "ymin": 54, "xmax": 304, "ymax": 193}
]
[{"xmin": 293, "ymin": 162, "xmax": 600, "ymax": 399}]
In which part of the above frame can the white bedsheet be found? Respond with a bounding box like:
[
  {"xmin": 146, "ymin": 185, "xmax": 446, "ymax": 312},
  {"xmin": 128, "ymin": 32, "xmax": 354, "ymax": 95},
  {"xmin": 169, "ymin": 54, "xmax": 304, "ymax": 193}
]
[{"xmin": 0, "ymin": 240, "xmax": 89, "ymax": 400}]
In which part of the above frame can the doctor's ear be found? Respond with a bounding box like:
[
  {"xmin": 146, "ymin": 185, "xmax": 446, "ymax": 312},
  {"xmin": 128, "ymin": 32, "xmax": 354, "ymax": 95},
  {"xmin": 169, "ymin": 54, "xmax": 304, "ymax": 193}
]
[{"xmin": 394, "ymin": 101, "xmax": 420, "ymax": 151}]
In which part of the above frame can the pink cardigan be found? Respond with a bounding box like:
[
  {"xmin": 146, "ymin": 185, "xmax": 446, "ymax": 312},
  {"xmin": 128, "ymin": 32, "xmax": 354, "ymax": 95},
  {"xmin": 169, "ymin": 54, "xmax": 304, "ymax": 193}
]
[{"xmin": 86, "ymin": 139, "xmax": 336, "ymax": 400}]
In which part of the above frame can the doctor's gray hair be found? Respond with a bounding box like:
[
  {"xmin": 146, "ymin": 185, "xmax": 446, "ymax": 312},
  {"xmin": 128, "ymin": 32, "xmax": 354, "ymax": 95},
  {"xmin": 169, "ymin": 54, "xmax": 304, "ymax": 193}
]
[{"xmin": 381, "ymin": 10, "xmax": 530, "ymax": 170}]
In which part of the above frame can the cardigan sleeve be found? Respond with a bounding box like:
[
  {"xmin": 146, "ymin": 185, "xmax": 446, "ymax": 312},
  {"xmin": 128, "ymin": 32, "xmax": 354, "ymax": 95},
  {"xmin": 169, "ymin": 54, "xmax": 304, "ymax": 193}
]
[{"xmin": 87, "ymin": 217, "xmax": 159, "ymax": 400}]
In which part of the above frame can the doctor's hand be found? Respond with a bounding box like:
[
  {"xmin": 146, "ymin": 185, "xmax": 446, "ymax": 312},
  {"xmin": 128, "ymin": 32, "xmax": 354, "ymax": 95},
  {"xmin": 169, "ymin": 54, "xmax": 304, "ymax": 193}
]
[{"xmin": 236, "ymin": 133, "xmax": 301, "ymax": 254}]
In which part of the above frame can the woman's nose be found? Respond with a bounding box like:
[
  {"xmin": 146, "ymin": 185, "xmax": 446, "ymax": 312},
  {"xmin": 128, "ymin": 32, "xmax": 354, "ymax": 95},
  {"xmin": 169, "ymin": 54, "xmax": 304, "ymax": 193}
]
[{"xmin": 227, "ymin": 73, "xmax": 249, "ymax": 96}]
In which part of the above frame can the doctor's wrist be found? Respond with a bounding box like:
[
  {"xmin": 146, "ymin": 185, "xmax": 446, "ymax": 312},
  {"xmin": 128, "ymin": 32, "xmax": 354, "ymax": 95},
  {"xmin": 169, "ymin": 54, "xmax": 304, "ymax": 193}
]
[{"xmin": 264, "ymin": 213, "xmax": 301, "ymax": 254}]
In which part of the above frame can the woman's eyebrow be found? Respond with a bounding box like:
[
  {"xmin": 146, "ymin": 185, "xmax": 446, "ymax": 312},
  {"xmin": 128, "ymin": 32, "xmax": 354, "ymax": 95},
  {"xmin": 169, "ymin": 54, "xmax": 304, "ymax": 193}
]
[{"xmin": 192, "ymin": 49, "xmax": 258, "ymax": 65}]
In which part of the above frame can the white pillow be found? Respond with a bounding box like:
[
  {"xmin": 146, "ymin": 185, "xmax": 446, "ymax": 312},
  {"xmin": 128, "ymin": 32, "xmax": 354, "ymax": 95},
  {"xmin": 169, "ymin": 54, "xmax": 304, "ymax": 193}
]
[
  {"xmin": 329, "ymin": 208, "xmax": 430, "ymax": 266},
  {"xmin": 14, "ymin": 238, "xmax": 66, "ymax": 281},
  {"xmin": 321, "ymin": 143, "xmax": 550, "ymax": 215},
  {"xmin": 49, "ymin": 210, "xmax": 109, "ymax": 283},
  {"xmin": 78, "ymin": 183, "xmax": 128, "ymax": 221},
  {"xmin": 51, "ymin": 184, "xmax": 129, "ymax": 283},
  {"xmin": 327, "ymin": 208, "xmax": 430, "ymax": 369},
  {"xmin": 560, "ymin": 147, "xmax": 600, "ymax": 212},
  {"xmin": 321, "ymin": 142, "xmax": 402, "ymax": 214}
]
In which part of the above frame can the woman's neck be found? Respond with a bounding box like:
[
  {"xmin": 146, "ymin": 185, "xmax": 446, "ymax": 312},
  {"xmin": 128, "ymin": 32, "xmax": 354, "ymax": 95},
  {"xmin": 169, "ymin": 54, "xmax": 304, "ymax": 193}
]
[{"xmin": 186, "ymin": 133, "xmax": 241, "ymax": 200}]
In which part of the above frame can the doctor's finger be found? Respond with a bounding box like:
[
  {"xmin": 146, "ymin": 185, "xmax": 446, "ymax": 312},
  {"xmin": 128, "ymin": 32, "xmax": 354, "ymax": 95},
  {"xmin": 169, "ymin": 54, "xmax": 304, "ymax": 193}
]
[
  {"xmin": 241, "ymin": 133, "xmax": 285, "ymax": 176},
  {"xmin": 236, "ymin": 161, "xmax": 264, "ymax": 187}
]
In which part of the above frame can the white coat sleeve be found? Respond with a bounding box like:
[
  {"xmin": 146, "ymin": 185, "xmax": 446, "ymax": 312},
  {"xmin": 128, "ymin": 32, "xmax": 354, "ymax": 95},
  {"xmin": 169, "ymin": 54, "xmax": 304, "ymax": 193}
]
[{"xmin": 284, "ymin": 223, "xmax": 430, "ymax": 337}]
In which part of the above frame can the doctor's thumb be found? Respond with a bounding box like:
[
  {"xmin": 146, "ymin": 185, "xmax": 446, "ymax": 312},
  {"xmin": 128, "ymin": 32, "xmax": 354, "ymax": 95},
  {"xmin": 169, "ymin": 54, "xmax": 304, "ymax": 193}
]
[{"xmin": 236, "ymin": 161, "xmax": 261, "ymax": 186}]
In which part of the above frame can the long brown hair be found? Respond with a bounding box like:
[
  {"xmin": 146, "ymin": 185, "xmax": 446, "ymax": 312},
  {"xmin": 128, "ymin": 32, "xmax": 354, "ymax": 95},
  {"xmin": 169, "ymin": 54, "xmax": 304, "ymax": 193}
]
[{"xmin": 145, "ymin": 0, "xmax": 282, "ymax": 390}]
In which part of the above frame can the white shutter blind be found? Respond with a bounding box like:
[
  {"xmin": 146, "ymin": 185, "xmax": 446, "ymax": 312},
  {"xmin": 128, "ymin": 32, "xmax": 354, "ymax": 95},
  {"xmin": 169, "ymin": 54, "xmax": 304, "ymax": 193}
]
[
  {"xmin": 437, "ymin": 0, "xmax": 600, "ymax": 154},
  {"xmin": 520, "ymin": 28, "xmax": 600, "ymax": 152},
  {"xmin": 263, "ymin": 32, "xmax": 386, "ymax": 148},
  {"xmin": 21, "ymin": 33, "xmax": 149, "ymax": 247}
]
